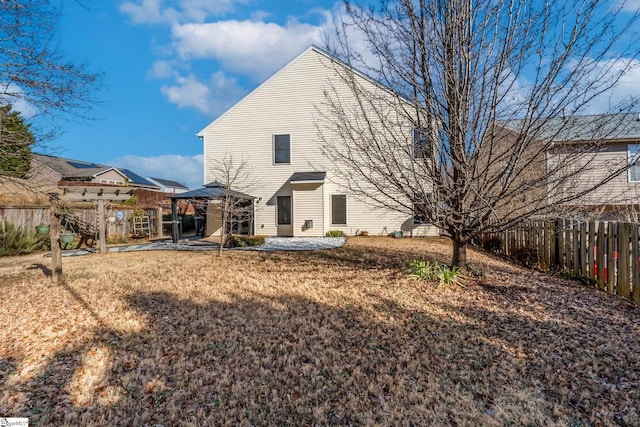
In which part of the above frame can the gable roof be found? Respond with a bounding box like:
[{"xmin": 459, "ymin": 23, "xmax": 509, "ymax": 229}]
[
  {"xmin": 33, "ymin": 153, "xmax": 114, "ymax": 178},
  {"xmin": 196, "ymin": 44, "xmax": 410, "ymax": 137},
  {"xmin": 500, "ymin": 113, "xmax": 640, "ymax": 142},
  {"xmin": 148, "ymin": 177, "xmax": 188, "ymax": 189}
]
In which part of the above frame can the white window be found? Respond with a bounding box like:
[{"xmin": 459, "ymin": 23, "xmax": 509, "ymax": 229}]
[
  {"xmin": 413, "ymin": 128, "xmax": 431, "ymax": 159},
  {"xmin": 629, "ymin": 144, "xmax": 640, "ymax": 182},
  {"xmin": 331, "ymin": 194, "xmax": 347, "ymax": 225},
  {"xmin": 277, "ymin": 196, "xmax": 291, "ymax": 225},
  {"xmin": 274, "ymin": 134, "xmax": 291, "ymax": 164}
]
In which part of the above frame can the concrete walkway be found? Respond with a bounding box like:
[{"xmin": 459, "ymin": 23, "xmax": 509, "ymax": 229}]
[{"xmin": 59, "ymin": 236, "xmax": 346, "ymax": 257}]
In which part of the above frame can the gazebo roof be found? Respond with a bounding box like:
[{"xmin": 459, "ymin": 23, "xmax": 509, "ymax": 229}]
[{"xmin": 169, "ymin": 182, "xmax": 255, "ymax": 200}]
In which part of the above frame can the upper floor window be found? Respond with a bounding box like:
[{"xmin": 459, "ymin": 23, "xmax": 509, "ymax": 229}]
[
  {"xmin": 274, "ymin": 134, "xmax": 291, "ymax": 164},
  {"xmin": 413, "ymin": 128, "xmax": 431, "ymax": 159},
  {"xmin": 629, "ymin": 144, "xmax": 640, "ymax": 182}
]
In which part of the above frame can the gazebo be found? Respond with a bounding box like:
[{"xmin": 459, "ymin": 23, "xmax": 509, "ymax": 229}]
[{"xmin": 168, "ymin": 182, "xmax": 255, "ymax": 243}]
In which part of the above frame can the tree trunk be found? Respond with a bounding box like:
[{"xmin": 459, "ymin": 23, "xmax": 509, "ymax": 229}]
[{"xmin": 451, "ymin": 235, "xmax": 467, "ymax": 271}]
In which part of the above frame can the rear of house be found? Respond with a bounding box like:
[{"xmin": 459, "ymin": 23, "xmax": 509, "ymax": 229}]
[{"xmin": 198, "ymin": 46, "xmax": 438, "ymax": 237}]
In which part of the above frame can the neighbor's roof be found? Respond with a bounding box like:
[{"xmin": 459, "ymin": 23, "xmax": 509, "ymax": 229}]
[
  {"xmin": 33, "ymin": 153, "xmax": 115, "ymax": 178},
  {"xmin": 118, "ymin": 168, "xmax": 160, "ymax": 189},
  {"xmin": 148, "ymin": 177, "xmax": 188, "ymax": 189},
  {"xmin": 290, "ymin": 171, "xmax": 326, "ymax": 183},
  {"xmin": 500, "ymin": 113, "xmax": 640, "ymax": 142},
  {"xmin": 169, "ymin": 182, "xmax": 255, "ymax": 200}
]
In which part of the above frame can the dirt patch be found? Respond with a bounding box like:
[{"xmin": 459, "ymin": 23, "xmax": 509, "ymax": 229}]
[{"xmin": 0, "ymin": 237, "xmax": 638, "ymax": 425}]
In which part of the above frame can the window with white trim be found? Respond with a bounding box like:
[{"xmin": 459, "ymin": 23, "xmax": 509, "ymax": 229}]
[
  {"xmin": 331, "ymin": 194, "xmax": 347, "ymax": 225},
  {"xmin": 413, "ymin": 128, "xmax": 431, "ymax": 159},
  {"xmin": 629, "ymin": 144, "xmax": 640, "ymax": 182},
  {"xmin": 274, "ymin": 134, "xmax": 291, "ymax": 164},
  {"xmin": 277, "ymin": 196, "xmax": 291, "ymax": 225}
]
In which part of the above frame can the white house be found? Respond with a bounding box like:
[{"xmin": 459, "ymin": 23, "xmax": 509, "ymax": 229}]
[{"xmin": 197, "ymin": 45, "xmax": 438, "ymax": 237}]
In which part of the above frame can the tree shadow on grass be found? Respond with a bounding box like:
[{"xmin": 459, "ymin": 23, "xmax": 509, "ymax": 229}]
[{"xmin": 2, "ymin": 274, "xmax": 639, "ymax": 426}]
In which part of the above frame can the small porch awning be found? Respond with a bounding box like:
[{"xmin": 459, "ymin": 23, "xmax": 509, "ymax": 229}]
[{"xmin": 289, "ymin": 171, "xmax": 326, "ymax": 184}]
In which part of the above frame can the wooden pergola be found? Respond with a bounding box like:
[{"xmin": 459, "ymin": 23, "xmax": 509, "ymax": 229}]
[{"xmin": 49, "ymin": 184, "xmax": 135, "ymax": 283}]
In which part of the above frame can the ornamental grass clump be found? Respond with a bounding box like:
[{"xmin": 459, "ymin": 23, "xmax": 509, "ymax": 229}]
[{"xmin": 409, "ymin": 259, "xmax": 463, "ymax": 287}]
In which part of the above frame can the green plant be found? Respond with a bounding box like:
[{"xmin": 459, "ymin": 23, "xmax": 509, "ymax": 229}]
[
  {"xmin": 0, "ymin": 222, "xmax": 49, "ymax": 256},
  {"xmin": 325, "ymin": 230, "xmax": 345, "ymax": 237},
  {"xmin": 227, "ymin": 235, "xmax": 266, "ymax": 248},
  {"xmin": 408, "ymin": 259, "xmax": 438, "ymax": 280},
  {"xmin": 437, "ymin": 264, "xmax": 462, "ymax": 286},
  {"xmin": 409, "ymin": 259, "xmax": 464, "ymax": 287}
]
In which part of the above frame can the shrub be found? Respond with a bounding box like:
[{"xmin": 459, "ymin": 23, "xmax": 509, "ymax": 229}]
[
  {"xmin": 480, "ymin": 235, "xmax": 502, "ymax": 252},
  {"xmin": 409, "ymin": 259, "xmax": 438, "ymax": 280},
  {"xmin": 512, "ymin": 245, "xmax": 539, "ymax": 268},
  {"xmin": 409, "ymin": 259, "xmax": 463, "ymax": 287},
  {"xmin": 0, "ymin": 222, "xmax": 49, "ymax": 256},
  {"xmin": 227, "ymin": 235, "xmax": 266, "ymax": 248},
  {"xmin": 325, "ymin": 230, "xmax": 345, "ymax": 237}
]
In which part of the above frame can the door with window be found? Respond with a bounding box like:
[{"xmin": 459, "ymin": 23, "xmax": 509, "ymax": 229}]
[{"xmin": 276, "ymin": 195, "xmax": 293, "ymax": 236}]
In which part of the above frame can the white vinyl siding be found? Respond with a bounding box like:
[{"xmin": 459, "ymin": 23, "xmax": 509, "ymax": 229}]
[
  {"xmin": 629, "ymin": 144, "xmax": 640, "ymax": 182},
  {"xmin": 201, "ymin": 47, "xmax": 439, "ymax": 237},
  {"xmin": 293, "ymin": 183, "xmax": 324, "ymax": 236}
]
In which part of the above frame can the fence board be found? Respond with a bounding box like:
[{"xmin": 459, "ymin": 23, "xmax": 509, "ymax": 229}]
[
  {"xmin": 597, "ymin": 222, "xmax": 605, "ymax": 289},
  {"xmin": 634, "ymin": 224, "xmax": 640, "ymax": 302},
  {"xmin": 618, "ymin": 223, "xmax": 631, "ymax": 298},
  {"xmin": 607, "ymin": 222, "xmax": 616, "ymax": 293},
  {"xmin": 588, "ymin": 221, "xmax": 596, "ymax": 280}
]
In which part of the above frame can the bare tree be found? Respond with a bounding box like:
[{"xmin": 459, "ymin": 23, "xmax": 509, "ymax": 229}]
[
  {"xmin": 207, "ymin": 154, "xmax": 257, "ymax": 256},
  {"xmin": 319, "ymin": 0, "xmax": 640, "ymax": 269},
  {"xmin": 0, "ymin": 0, "xmax": 99, "ymax": 139}
]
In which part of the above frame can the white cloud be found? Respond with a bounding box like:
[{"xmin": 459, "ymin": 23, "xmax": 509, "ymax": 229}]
[
  {"xmin": 572, "ymin": 58, "xmax": 640, "ymax": 114},
  {"xmin": 160, "ymin": 71, "xmax": 246, "ymax": 115},
  {"xmin": 0, "ymin": 82, "xmax": 38, "ymax": 118},
  {"xmin": 110, "ymin": 154, "xmax": 204, "ymax": 190},
  {"xmin": 171, "ymin": 19, "xmax": 326, "ymax": 80},
  {"xmin": 119, "ymin": 0, "xmax": 247, "ymax": 24},
  {"xmin": 148, "ymin": 60, "xmax": 176, "ymax": 79},
  {"xmin": 617, "ymin": 0, "xmax": 640, "ymax": 12}
]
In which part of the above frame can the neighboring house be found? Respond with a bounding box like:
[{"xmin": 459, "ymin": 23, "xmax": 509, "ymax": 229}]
[
  {"xmin": 28, "ymin": 154, "xmax": 160, "ymax": 191},
  {"xmin": 494, "ymin": 113, "xmax": 640, "ymax": 219},
  {"xmin": 146, "ymin": 177, "xmax": 189, "ymax": 194},
  {"xmin": 197, "ymin": 45, "xmax": 439, "ymax": 237}
]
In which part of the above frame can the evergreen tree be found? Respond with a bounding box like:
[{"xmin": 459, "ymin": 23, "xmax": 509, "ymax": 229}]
[{"xmin": 0, "ymin": 105, "xmax": 34, "ymax": 178}]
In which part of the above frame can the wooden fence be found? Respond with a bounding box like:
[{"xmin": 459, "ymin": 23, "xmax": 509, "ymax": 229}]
[
  {"xmin": 485, "ymin": 220, "xmax": 640, "ymax": 302},
  {"xmin": 0, "ymin": 205, "xmax": 160, "ymax": 240}
]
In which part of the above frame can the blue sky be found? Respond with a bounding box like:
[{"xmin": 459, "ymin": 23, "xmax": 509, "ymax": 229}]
[
  {"xmin": 44, "ymin": 0, "xmax": 342, "ymax": 189},
  {"xmin": 35, "ymin": 0, "xmax": 640, "ymax": 189}
]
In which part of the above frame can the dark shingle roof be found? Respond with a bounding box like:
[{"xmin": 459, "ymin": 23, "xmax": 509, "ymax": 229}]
[
  {"xmin": 148, "ymin": 177, "xmax": 188, "ymax": 189},
  {"xmin": 290, "ymin": 171, "xmax": 326, "ymax": 183},
  {"xmin": 118, "ymin": 168, "xmax": 160, "ymax": 189},
  {"xmin": 33, "ymin": 153, "xmax": 113, "ymax": 178},
  {"xmin": 500, "ymin": 113, "xmax": 640, "ymax": 142},
  {"xmin": 170, "ymin": 182, "xmax": 254, "ymax": 200}
]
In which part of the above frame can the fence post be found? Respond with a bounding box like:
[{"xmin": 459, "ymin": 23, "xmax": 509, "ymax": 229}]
[
  {"xmin": 579, "ymin": 223, "xmax": 587, "ymax": 276},
  {"xmin": 565, "ymin": 221, "xmax": 573, "ymax": 271},
  {"xmin": 597, "ymin": 222, "xmax": 605, "ymax": 289},
  {"xmin": 618, "ymin": 223, "xmax": 631, "ymax": 298},
  {"xmin": 557, "ymin": 220, "xmax": 565, "ymax": 270}
]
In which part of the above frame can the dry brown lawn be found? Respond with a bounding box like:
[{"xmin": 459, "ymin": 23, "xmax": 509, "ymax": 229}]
[{"xmin": 0, "ymin": 237, "xmax": 638, "ymax": 426}]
